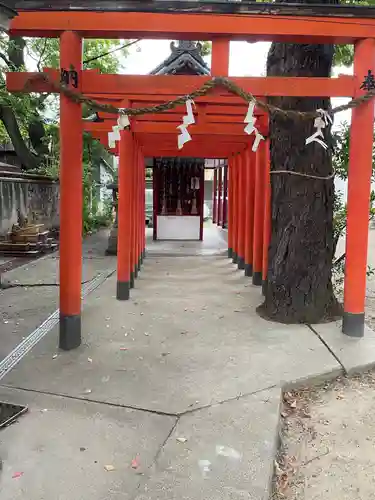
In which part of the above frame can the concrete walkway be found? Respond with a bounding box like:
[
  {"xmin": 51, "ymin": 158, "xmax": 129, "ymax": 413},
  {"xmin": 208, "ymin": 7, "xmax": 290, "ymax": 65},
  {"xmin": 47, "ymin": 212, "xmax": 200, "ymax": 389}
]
[
  {"xmin": 145, "ymin": 222, "xmax": 228, "ymax": 256},
  {"xmin": 0, "ymin": 230, "xmax": 116, "ymax": 360},
  {"xmin": 2, "ymin": 230, "xmax": 375, "ymax": 499}
]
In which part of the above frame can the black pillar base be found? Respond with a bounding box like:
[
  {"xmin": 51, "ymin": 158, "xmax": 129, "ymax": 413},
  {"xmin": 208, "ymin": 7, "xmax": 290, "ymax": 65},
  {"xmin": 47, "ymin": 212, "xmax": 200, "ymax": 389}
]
[
  {"xmin": 244, "ymin": 263, "xmax": 253, "ymax": 277},
  {"xmin": 262, "ymin": 279, "xmax": 268, "ymax": 296},
  {"xmin": 342, "ymin": 312, "xmax": 365, "ymax": 338},
  {"xmin": 134, "ymin": 266, "xmax": 139, "ymax": 279},
  {"xmin": 232, "ymin": 252, "xmax": 238, "ymax": 264},
  {"xmin": 130, "ymin": 272, "xmax": 135, "ymax": 289},
  {"xmin": 252, "ymin": 271, "xmax": 262, "ymax": 286},
  {"xmin": 59, "ymin": 314, "xmax": 81, "ymax": 351},
  {"xmin": 117, "ymin": 280, "xmax": 130, "ymax": 301},
  {"xmin": 138, "ymin": 258, "xmax": 141, "ymax": 272},
  {"xmin": 237, "ymin": 256, "xmax": 245, "ymax": 270},
  {"xmin": 228, "ymin": 248, "xmax": 233, "ymax": 259}
]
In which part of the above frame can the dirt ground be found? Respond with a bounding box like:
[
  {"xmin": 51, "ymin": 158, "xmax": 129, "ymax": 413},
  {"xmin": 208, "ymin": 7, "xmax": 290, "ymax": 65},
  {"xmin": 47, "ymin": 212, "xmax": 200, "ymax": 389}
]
[
  {"xmin": 273, "ymin": 230, "xmax": 375, "ymax": 500},
  {"xmin": 274, "ymin": 372, "xmax": 375, "ymax": 500}
]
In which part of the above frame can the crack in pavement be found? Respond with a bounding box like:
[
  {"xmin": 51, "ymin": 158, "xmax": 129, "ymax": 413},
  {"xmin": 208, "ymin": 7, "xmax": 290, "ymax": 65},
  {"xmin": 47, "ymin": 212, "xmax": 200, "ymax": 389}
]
[{"xmin": 0, "ymin": 383, "xmax": 280, "ymax": 419}]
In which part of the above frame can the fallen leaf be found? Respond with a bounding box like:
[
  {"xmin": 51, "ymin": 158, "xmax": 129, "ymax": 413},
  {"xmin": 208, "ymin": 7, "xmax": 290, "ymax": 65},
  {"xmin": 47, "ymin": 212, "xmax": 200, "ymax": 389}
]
[
  {"xmin": 80, "ymin": 447, "xmax": 86, "ymax": 452},
  {"xmin": 161, "ymin": 352, "xmax": 171, "ymax": 357},
  {"xmin": 280, "ymin": 411, "xmax": 288, "ymax": 418},
  {"xmin": 176, "ymin": 437, "xmax": 188, "ymax": 443},
  {"xmin": 120, "ymin": 348, "xmax": 128, "ymax": 351},
  {"xmin": 290, "ymin": 400, "xmax": 297, "ymax": 408},
  {"xmin": 144, "ymin": 332, "xmax": 150, "ymax": 336},
  {"xmin": 83, "ymin": 389, "xmax": 92, "ymax": 395},
  {"xmin": 104, "ymin": 465, "xmax": 115, "ymax": 472},
  {"xmin": 88, "ymin": 358, "xmax": 93, "ymax": 363},
  {"xmin": 274, "ymin": 460, "xmax": 282, "ymax": 475},
  {"xmin": 12, "ymin": 472, "xmax": 24, "ymax": 479},
  {"xmin": 278, "ymin": 472, "xmax": 289, "ymax": 492},
  {"xmin": 131, "ymin": 457, "xmax": 140, "ymax": 469},
  {"xmin": 52, "ymin": 354, "xmax": 58, "ymax": 359}
]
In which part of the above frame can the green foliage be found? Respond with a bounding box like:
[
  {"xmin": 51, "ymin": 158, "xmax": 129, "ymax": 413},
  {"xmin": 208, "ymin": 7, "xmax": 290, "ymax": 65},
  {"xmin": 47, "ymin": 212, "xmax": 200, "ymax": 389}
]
[
  {"xmin": 0, "ymin": 34, "xmax": 127, "ymax": 159},
  {"xmin": 26, "ymin": 38, "xmax": 129, "ymax": 73},
  {"xmin": 36, "ymin": 129, "xmax": 114, "ymax": 235},
  {"xmin": 333, "ymin": 45, "xmax": 354, "ymax": 67},
  {"xmin": 0, "ymin": 35, "xmax": 125, "ymax": 233},
  {"xmin": 200, "ymin": 41, "xmax": 211, "ymax": 57}
]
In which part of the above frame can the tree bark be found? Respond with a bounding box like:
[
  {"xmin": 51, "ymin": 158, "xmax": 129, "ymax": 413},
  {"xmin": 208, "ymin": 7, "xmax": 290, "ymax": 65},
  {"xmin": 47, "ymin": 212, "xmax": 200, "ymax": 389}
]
[
  {"xmin": 0, "ymin": 105, "xmax": 40, "ymax": 170},
  {"xmin": 0, "ymin": 36, "xmax": 45, "ymax": 170},
  {"xmin": 257, "ymin": 0, "xmax": 342, "ymax": 324}
]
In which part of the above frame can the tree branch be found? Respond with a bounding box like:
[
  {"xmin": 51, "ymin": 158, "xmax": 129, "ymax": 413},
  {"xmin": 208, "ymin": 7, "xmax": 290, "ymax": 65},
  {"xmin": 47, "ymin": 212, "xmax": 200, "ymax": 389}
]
[
  {"xmin": 0, "ymin": 51, "xmax": 12, "ymax": 68},
  {"xmin": 0, "ymin": 104, "xmax": 40, "ymax": 170}
]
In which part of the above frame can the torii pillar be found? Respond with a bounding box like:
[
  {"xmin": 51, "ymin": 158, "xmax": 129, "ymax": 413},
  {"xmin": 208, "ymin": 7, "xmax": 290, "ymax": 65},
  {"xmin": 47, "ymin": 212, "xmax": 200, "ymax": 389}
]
[
  {"xmin": 343, "ymin": 38, "xmax": 375, "ymax": 337},
  {"xmin": 59, "ymin": 31, "xmax": 83, "ymax": 350}
]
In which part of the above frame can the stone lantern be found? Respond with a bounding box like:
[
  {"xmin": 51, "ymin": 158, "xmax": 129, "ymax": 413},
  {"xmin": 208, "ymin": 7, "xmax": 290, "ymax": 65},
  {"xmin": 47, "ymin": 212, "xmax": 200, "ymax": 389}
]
[{"xmin": 0, "ymin": 3, "xmax": 17, "ymax": 32}]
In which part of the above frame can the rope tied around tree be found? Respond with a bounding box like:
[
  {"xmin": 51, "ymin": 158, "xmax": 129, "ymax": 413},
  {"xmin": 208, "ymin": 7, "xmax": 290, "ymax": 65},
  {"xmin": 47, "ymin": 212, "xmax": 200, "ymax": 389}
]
[{"xmin": 23, "ymin": 72, "xmax": 375, "ymax": 120}]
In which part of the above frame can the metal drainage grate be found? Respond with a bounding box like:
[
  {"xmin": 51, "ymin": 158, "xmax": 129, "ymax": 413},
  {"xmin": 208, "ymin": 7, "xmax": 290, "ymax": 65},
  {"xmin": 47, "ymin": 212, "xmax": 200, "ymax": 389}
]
[{"xmin": 0, "ymin": 402, "xmax": 28, "ymax": 429}]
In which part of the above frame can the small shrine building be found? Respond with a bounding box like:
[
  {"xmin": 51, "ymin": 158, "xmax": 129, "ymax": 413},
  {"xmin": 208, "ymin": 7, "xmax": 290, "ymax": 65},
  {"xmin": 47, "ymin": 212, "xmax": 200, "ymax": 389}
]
[{"xmin": 108, "ymin": 39, "xmax": 226, "ymax": 252}]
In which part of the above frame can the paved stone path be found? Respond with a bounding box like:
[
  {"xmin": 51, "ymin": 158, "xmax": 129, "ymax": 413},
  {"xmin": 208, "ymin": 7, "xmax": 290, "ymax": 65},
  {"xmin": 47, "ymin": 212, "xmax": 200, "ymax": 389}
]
[
  {"xmin": 0, "ymin": 230, "xmax": 116, "ymax": 359},
  {"xmin": 1, "ymin": 227, "xmax": 375, "ymax": 499}
]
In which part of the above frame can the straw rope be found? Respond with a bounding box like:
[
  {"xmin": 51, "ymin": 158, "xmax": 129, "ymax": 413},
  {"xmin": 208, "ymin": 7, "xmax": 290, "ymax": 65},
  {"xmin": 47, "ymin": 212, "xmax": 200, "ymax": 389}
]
[{"xmin": 23, "ymin": 73, "xmax": 375, "ymax": 120}]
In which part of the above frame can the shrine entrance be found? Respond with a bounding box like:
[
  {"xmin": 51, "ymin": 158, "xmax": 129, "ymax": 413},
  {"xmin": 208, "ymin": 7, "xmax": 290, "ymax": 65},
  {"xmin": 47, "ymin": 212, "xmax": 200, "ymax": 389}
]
[
  {"xmin": 7, "ymin": 2, "xmax": 375, "ymax": 350},
  {"xmin": 153, "ymin": 158, "xmax": 205, "ymax": 241}
]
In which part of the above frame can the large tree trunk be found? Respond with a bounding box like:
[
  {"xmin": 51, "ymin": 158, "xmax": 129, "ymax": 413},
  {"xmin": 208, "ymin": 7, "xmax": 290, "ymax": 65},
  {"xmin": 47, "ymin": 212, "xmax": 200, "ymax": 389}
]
[{"xmin": 258, "ymin": 0, "xmax": 341, "ymax": 324}]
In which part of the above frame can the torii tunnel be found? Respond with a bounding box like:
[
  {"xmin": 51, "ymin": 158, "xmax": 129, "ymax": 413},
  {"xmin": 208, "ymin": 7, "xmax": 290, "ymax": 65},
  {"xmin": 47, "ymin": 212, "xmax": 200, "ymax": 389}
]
[{"xmin": 6, "ymin": 2, "xmax": 375, "ymax": 347}]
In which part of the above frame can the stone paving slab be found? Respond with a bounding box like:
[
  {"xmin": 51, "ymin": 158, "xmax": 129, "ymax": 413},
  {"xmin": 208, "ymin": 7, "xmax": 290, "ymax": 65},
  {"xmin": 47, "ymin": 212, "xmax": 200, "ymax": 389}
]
[
  {"xmin": 0, "ymin": 387, "xmax": 176, "ymax": 500},
  {"xmin": 312, "ymin": 321, "xmax": 375, "ymax": 375},
  {"xmin": 135, "ymin": 388, "xmax": 281, "ymax": 500},
  {"xmin": 0, "ymin": 230, "xmax": 116, "ymax": 361},
  {"xmin": 2, "ymin": 256, "xmax": 341, "ymax": 414},
  {"xmin": 145, "ymin": 225, "xmax": 228, "ymax": 256}
]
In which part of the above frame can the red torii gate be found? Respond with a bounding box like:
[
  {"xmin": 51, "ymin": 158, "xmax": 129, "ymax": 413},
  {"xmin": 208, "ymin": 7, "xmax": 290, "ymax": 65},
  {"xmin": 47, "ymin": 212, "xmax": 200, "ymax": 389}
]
[{"xmin": 7, "ymin": 4, "xmax": 375, "ymax": 348}]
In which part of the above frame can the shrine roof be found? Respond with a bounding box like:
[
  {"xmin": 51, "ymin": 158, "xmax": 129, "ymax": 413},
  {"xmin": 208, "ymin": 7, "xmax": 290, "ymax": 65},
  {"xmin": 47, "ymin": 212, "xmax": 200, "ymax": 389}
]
[
  {"xmin": 150, "ymin": 41, "xmax": 209, "ymax": 76},
  {"xmin": 10, "ymin": 0, "xmax": 375, "ymax": 18},
  {"xmin": 0, "ymin": 2, "xmax": 17, "ymax": 18}
]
